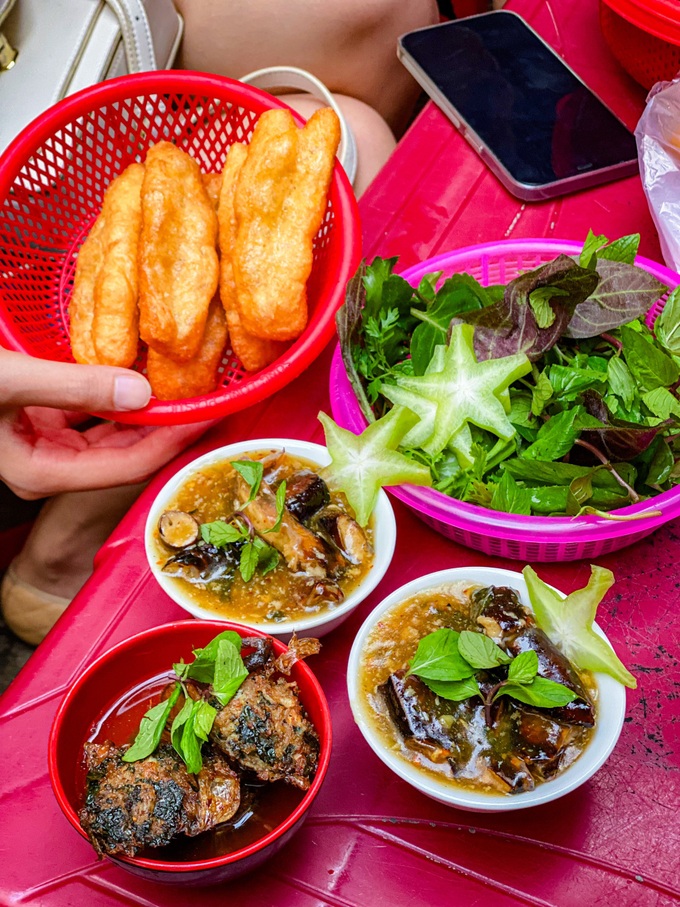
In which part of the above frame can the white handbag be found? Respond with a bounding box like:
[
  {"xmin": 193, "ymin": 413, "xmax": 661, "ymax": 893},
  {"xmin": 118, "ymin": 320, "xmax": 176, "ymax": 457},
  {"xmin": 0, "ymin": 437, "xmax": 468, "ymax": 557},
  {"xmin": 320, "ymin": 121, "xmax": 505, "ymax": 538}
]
[{"xmin": 0, "ymin": 0, "xmax": 183, "ymax": 153}]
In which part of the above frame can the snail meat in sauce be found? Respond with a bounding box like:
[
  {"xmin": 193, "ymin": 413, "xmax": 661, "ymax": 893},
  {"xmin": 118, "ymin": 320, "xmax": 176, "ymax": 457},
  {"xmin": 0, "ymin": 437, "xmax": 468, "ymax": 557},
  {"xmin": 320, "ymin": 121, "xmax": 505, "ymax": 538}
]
[
  {"xmin": 153, "ymin": 450, "xmax": 374, "ymax": 624},
  {"xmin": 157, "ymin": 510, "xmax": 201, "ymax": 549},
  {"xmin": 284, "ymin": 470, "xmax": 330, "ymax": 522},
  {"xmin": 361, "ymin": 583, "xmax": 596, "ymax": 796},
  {"xmin": 162, "ymin": 541, "xmax": 243, "ymax": 583},
  {"xmin": 236, "ymin": 473, "xmax": 331, "ymax": 578},
  {"xmin": 471, "ymin": 585, "xmax": 594, "ymax": 726}
]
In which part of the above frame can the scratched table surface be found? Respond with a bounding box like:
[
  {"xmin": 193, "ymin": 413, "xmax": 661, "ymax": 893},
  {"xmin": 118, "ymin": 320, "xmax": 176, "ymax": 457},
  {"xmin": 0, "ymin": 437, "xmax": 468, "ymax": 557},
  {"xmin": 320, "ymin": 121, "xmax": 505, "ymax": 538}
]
[{"xmin": 1, "ymin": 1, "xmax": 679, "ymax": 905}]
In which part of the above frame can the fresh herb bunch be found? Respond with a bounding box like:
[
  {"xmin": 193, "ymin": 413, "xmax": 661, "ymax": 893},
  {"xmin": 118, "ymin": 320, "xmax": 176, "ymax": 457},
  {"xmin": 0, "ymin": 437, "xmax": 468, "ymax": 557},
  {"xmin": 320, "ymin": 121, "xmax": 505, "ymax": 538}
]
[
  {"xmin": 336, "ymin": 231, "xmax": 680, "ymax": 517},
  {"xmin": 200, "ymin": 460, "xmax": 285, "ymax": 582},
  {"xmin": 407, "ymin": 626, "xmax": 577, "ymax": 728},
  {"xmin": 406, "ymin": 562, "xmax": 637, "ymax": 722},
  {"xmin": 123, "ymin": 630, "xmax": 249, "ymax": 773}
]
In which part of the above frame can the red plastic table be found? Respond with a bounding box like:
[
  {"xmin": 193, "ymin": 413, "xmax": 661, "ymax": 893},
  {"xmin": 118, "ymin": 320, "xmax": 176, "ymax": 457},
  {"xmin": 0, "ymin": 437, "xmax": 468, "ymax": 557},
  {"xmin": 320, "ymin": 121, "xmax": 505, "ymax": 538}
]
[{"xmin": 2, "ymin": 1, "xmax": 679, "ymax": 904}]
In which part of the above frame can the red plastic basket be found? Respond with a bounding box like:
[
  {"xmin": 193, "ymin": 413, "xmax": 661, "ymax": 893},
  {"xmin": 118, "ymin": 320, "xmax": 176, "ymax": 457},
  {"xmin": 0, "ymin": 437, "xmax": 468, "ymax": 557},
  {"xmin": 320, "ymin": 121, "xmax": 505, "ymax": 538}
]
[
  {"xmin": 0, "ymin": 71, "xmax": 361, "ymax": 425},
  {"xmin": 600, "ymin": 0, "xmax": 680, "ymax": 90}
]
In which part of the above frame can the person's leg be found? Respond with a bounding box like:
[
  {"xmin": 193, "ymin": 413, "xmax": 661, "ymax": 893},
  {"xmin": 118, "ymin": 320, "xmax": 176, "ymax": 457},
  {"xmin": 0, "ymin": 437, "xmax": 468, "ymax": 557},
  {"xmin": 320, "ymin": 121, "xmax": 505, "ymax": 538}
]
[
  {"xmin": 174, "ymin": 0, "xmax": 439, "ymax": 136},
  {"xmin": 284, "ymin": 92, "xmax": 396, "ymax": 196},
  {"xmin": 1, "ymin": 483, "xmax": 145, "ymax": 644}
]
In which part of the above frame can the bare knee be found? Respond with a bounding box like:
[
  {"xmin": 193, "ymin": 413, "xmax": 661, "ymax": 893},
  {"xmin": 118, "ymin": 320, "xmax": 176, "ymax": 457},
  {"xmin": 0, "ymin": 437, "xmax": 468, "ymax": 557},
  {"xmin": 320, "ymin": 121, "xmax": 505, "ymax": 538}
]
[{"xmin": 175, "ymin": 0, "xmax": 438, "ymax": 132}]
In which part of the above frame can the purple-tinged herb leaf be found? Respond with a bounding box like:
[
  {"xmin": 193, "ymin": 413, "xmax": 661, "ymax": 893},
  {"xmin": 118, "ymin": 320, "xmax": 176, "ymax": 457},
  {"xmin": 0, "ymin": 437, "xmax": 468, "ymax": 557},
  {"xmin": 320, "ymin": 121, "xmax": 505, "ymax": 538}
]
[
  {"xmin": 580, "ymin": 390, "xmax": 670, "ymax": 461},
  {"xmin": 452, "ymin": 255, "xmax": 598, "ymax": 362},
  {"xmin": 566, "ymin": 260, "xmax": 668, "ymax": 339}
]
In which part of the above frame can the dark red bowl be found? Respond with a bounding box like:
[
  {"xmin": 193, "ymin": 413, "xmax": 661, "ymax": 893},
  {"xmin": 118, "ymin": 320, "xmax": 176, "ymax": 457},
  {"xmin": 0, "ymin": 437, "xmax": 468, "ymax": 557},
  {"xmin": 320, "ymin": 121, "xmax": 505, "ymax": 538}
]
[{"xmin": 48, "ymin": 620, "xmax": 332, "ymax": 886}]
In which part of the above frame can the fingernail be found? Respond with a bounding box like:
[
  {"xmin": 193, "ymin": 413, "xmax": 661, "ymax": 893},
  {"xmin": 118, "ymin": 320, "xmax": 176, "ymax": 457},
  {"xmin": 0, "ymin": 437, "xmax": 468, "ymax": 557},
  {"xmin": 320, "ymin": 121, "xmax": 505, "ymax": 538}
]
[{"xmin": 113, "ymin": 375, "xmax": 151, "ymax": 411}]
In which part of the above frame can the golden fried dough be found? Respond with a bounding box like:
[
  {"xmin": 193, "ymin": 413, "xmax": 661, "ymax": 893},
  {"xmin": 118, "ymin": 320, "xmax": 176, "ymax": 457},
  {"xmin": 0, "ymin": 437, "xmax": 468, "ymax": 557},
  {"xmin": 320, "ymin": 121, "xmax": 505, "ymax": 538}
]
[
  {"xmin": 69, "ymin": 216, "xmax": 105, "ymax": 365},
  {"xmin": 139, "ymin": 142, "xmax": 219, "ymax": 361},
  {"xmin": 232, "ymin": 107, "xmax": 340, "ymax": 342},
  {"xmin": 202, "ymin": 171, "xmax": 223, "ymax": 211},
  {"xmin": 147, "ymin": 298, "xmax": 227, "ymax": 400},
  {"xmin": 225, "ymin": 305, "xmax": 287, "ymax": 372},
  {"xmin": 69, "ymin": 162, "xmax": 145, "ymax": 367},
  {"xmin": 217, "ymin": 143, "xmax": 248, "ymax": 314},
  {"xmin": 218, "ymin": 143, "xmax": 287, "ymax": 372}
]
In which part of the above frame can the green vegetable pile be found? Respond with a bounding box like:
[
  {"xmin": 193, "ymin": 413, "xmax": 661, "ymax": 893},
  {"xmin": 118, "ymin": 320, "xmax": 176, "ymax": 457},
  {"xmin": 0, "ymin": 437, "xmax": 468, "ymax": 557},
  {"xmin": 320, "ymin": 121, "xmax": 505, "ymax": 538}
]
[
  {"xmin": 407, "ymin": 627, "xmax": 577, "ymax": 724},
  {"xmin": 333, "ymin": 231, "xmax": 680, "ymax": 518},
  {"xmin": 123, "ymin": 630, "xmax": 249, "ymax": 773}
]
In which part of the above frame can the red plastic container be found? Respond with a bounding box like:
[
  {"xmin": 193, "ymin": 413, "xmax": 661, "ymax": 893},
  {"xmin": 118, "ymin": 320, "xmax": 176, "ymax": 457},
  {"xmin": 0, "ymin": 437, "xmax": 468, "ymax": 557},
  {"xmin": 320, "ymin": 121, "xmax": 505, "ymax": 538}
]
[
  {"xmin": 0, "ymin": 71, "xmax": 361, "ymax": 425},
  {"xmin": 48, "ymin": 620, "xmax": 332, "ymax": 886},
  {"xmin": 600, "ymin": 0, "xmax": 680, "ymax": 89}
]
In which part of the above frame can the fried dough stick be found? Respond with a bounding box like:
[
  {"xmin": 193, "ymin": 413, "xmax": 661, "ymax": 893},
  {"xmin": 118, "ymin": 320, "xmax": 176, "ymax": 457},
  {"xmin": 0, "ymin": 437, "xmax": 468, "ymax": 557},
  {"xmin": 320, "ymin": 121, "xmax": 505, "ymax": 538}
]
[
  {"xmin": 202, "ymin": 171, "xmax": 223, "ymax": 211},
  {"xmin": 218, "ymin": 143, "xmax": 287, "ymax": 371},
  {"xmin": 232, "ymin": 107, "xmax": 340, "ymax": 342},
  {"xmin": 69, "ymin": 162, "xmax": 144, "ymax": 367},
  {"xmin": 147, "ymin": 297, "xmax": 227, "ymax": 400},
  {"xmin": 139, "ymin": 142, "xmax": 219, "ymax": 361}
]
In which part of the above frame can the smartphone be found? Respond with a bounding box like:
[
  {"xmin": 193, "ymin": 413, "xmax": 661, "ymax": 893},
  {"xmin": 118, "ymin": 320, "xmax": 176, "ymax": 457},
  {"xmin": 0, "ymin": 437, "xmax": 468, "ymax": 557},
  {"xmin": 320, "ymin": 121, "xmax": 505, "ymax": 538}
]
[{"xmin": 397, "ymin": 11, "xmax": 639, "ymax": 201}]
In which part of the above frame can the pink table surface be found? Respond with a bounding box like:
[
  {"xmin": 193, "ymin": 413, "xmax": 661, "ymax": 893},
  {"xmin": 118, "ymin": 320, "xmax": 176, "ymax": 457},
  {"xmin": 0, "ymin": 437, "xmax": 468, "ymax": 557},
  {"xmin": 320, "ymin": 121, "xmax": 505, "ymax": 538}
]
[{"xmin": 2, "ymin": 1, "xmax": 679, "ymax": 905}]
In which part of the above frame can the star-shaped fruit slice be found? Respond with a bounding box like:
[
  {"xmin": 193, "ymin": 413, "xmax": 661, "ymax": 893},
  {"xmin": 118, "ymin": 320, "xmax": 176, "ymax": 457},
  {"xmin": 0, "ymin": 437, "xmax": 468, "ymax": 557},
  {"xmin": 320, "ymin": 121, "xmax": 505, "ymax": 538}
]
[
  {"xmin": 523, "ymin": 565, "xmax": 636, "ymax": 688},
  {"xmin": 318, "ymin": 407, "xmax": 432, "ymax": 527},
  {"xmin": 381, "ymin": 323, "xmax": 531, "ymax": 464}
]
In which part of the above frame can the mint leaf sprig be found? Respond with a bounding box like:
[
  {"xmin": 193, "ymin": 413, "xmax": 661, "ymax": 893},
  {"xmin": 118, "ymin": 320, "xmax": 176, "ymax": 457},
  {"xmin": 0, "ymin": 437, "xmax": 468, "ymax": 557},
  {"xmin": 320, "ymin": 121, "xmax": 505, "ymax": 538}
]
[
  {"xmin": 200, "ymin": 460, "xmax": 287, "ymax": 583},
  {"xmin": 123, "ymin": 631, "xmax": 250, "ymax": 773},
  {"xmin": 406, "ymin": 628, "xmax": 577, "ymax": 727}
]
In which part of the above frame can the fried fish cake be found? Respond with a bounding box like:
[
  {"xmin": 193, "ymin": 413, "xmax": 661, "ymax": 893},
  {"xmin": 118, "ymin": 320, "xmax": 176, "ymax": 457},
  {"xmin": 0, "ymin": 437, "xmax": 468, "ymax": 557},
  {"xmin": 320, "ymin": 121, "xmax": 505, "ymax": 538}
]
[
  {"xmin": 69, "ymin": 162, "xmax": 145, "ymax": 367},
  {"xmin": 146, "ymin": 297, "xmax": 227, "ymax": 400},
  {"xmin": 218, "ymin": 143, "xmax": 287, "ymax": 372},
  {"xmin": 232, "ymin": 107, "xmax": 340, "ymax": 342},
  {"xmin": 139, "ymin": 142, "xmax": 219, "ymax": 361}
]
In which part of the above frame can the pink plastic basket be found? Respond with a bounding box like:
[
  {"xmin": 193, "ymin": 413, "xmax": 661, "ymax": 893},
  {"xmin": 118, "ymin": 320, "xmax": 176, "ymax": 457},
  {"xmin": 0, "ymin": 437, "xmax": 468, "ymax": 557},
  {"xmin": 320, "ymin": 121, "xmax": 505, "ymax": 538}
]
[{"xmin": 330, "ymin": 239, "xmax": 680, "ymax": 562}]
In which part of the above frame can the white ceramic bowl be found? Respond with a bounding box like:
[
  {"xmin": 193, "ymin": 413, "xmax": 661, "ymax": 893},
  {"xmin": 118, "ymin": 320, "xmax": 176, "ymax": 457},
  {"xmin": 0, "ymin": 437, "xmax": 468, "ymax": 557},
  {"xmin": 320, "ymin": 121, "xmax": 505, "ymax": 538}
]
[
  {"xmin": 347, "ymin": 566, "xmax": 627, "ymax": 812},
  {"xmin": 145, "ymin": 438, "xmax": 396, "ymax": 639}
]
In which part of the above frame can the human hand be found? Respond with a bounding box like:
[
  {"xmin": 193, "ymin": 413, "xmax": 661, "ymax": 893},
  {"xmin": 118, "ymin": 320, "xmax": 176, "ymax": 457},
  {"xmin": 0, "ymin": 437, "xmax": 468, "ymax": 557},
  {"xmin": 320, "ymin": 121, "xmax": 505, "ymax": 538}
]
[{"xmin": 0, "ymin": 351, "xmax": 216, "ymax": 499}]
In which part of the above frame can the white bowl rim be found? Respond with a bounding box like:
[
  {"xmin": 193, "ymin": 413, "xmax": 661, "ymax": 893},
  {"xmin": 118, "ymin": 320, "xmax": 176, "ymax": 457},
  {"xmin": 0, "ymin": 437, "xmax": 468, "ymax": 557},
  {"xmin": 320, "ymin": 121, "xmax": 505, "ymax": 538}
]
[
  {"xmin": 144, "ymin": 438, "xmax": 396, "ymax": 634},
  {"xmin": 347, "ymin": 565, "xmax": 627, "ymax": 812}
]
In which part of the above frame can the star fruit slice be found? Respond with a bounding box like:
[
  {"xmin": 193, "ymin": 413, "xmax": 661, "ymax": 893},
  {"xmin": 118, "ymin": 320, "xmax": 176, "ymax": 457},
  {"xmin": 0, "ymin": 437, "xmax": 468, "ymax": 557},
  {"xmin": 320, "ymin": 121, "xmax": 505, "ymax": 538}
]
[
  {"xmin": 318, "ymin": 407, "xmax": 432, "ymax": 527},
  {"xmin": 523, "ymin": 565, "xmax": 637, "ymax": 689},
  {"xmin": 381, "ymin": 323, "xmax": 531, "ymax": 465}
]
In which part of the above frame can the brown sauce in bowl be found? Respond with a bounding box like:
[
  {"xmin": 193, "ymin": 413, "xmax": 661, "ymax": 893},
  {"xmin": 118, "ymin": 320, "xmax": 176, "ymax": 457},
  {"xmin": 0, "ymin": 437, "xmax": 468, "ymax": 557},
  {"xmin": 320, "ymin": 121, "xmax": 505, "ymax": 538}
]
[
  {"xmin": 359, "ymin": 582, "xmax": 597, "ymax": 796},
  {"xmin": 150, "ymin": 450, "xmax": 374, "ymax": 625}
]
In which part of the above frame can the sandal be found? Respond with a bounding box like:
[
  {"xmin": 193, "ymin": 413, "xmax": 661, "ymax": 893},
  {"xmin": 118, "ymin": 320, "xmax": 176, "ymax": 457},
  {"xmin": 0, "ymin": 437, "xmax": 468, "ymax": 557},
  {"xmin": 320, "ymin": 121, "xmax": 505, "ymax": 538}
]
[{"xmin": 0, "ymin": 563, "xmax": 70, "ymax": 646}]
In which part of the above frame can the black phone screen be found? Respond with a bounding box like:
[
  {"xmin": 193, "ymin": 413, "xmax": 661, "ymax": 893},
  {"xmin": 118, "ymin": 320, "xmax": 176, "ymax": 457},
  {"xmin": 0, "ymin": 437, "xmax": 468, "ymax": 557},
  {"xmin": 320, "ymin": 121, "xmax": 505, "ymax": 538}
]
[{"xmin": 400, "ymin": 13, "xmax": 638, "ymax": 188}]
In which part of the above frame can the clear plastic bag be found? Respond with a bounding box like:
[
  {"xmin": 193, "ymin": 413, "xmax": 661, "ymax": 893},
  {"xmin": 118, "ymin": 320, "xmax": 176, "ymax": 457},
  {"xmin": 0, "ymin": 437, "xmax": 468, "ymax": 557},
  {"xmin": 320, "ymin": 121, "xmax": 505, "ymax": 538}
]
[{"xmin": 636, "ymin": 77, "xmax": 680, "ymax": 271}]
